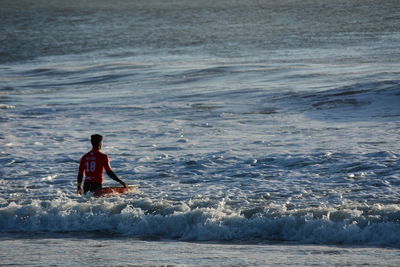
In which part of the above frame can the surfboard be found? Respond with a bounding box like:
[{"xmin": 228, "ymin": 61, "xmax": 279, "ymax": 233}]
[{"xmin": 93, "ymin": 185, "xmax": 139, "ymax": 198}]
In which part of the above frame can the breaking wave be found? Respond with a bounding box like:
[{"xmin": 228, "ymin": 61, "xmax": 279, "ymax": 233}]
[{"xmin": 1, "ymin": 198, "xmax": 400, "ymax": 248}]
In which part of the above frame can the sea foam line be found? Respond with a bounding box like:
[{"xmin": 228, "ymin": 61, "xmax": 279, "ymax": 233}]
[{"xmin": 1, "ymin": 200, "xmax": 399, "ymax": 247}]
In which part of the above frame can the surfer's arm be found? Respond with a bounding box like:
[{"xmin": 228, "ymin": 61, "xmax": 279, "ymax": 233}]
[
  {"xmin": 77, "ymin": 173, "xmax": 84, "ymax": 195},
  {"xmin": 106, "ymin": 170, "xmax": 127, "ymax": 187}
]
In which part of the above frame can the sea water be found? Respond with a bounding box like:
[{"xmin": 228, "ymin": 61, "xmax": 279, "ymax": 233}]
[{"xmin": 1, "ymin": 0, "xmax": 400, "ymax": 266}]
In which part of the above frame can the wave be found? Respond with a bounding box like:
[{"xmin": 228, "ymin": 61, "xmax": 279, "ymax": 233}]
[
  {"xmin": 309, "ymin": 80, "xmax": 398, "ymax": 107},
  {"xmin": 1, "ymin": 198, "xmax": 400, "ymax": 247},
  {"xmin": 276, "ymin": 79, "xmax": 400, "ymax": 121},
  {"xmin": 164, "ymin": 66, "xmax": 234, "ymax": 85}
]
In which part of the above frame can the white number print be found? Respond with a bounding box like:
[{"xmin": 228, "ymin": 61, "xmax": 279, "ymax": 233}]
[{"xmin": 85, "ymin": 161, "xmax": 96, "ymax": 172}]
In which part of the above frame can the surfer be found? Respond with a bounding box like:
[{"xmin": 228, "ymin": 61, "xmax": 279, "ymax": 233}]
[{"xmin": 77, "ymin": 134, "xmax": 127, "ymax": 195}]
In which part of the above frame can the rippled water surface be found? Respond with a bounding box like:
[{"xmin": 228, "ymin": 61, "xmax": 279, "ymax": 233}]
[{"xmin": 1, "ymin": 0, "xmax": 400, "ymax": 265}]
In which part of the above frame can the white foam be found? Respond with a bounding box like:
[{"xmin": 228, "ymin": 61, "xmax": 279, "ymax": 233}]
[
  {"xmin": 1, "ymin": 198, "xmax": 399, "ymax": 247},
  {"xmin": 0, "ymin": 104, "xmax": 15, "ymax": 109}
]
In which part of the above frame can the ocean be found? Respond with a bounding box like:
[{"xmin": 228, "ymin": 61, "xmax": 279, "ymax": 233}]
[{"xmin": 1, "ymin": 0, "xmax": 400, "ymax": 266}]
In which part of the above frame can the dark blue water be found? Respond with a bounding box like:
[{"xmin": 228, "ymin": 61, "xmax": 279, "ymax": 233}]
[{"xmin": 1, "ymin": 1, "xmax": 400, "ymax": 258}]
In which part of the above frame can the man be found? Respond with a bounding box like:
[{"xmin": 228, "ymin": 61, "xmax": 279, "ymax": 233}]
[{"xmin": 77, "ymin": 134, "xmax": 127, "ymax": 195}]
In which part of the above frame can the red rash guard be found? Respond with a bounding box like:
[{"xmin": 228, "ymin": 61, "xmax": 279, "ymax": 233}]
[{"xmin": 78, "ymin": 149, "xmax": 112, "ymax": 184}]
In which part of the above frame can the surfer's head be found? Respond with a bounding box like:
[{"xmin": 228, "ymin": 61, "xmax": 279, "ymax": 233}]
[{"xmin": 91, "ymin": 134, "xmax": 103, "ymax": 149}]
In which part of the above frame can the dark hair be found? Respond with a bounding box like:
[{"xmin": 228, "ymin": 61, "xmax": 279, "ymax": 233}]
[{"xmin": 91, "ymin": 134, "xmax": 103, "ymax": 148}]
